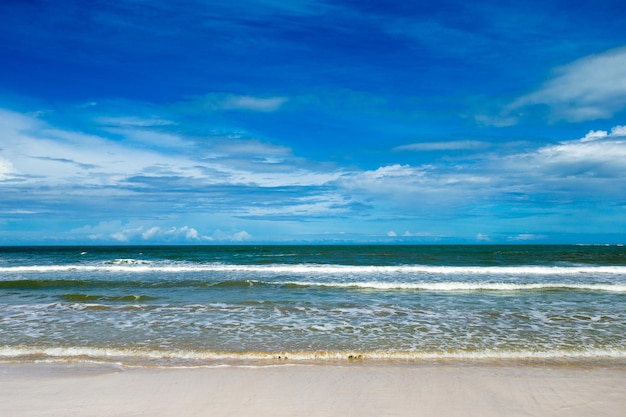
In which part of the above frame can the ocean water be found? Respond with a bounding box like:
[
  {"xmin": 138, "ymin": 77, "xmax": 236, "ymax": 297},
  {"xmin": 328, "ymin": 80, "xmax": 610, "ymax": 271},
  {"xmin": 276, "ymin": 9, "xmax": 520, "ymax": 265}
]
[{"xmin": 1, "ymin": 245, "xmax": 625, "ymax": 366}]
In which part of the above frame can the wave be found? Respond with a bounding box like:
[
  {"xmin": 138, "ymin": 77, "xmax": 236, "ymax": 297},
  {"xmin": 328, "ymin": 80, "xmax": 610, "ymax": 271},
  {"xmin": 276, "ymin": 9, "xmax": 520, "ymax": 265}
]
[
  {"xmin": 289, "ymin": 281, "xmax": 626, "ymax": 292},
  {"xmin": 194, "ymin": 280, "xmax": 626, "ymax": 293},
  {"xmin": 1, "ymin": 279, "xmax": 625, "ymax": 293},
  {"xmin": 0, "ymin": 279, "xmax": 141, "ymax": 290},
  {"xmin": 107, "ymin": 258, "xmax": 153, "ymax": 265},
  {"xmin": 2, "ymin": 346, "xmax": 625, "ymax": 366},
  {"xmin": 60, "ymin": 293, "xmax": 159, "ymax": 302},
  {"xmin": 2, "ymin": 263, "xmax": 626, "ymax": 275}
]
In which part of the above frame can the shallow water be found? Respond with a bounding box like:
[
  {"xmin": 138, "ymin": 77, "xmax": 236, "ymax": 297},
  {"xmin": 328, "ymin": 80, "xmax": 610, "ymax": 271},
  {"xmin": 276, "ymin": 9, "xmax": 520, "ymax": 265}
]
[{"xmin": 1, "ymin": 245, "xmax": 625, "ymax": 366}]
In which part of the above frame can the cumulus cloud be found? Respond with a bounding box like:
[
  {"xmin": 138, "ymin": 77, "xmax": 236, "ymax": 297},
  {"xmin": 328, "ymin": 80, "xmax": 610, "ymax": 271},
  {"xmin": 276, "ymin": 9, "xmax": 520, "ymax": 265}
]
[
  {"xmin": 581, "ymin": 129, "xmax": 610, "ymax": 142},
  {"xmin": 109, "ymin": 225, "xmax": 212, "ymax": 242},
  {"xmin": 65, "ymin": 222, "xmax": 210, "ymax": 243},
  {"xmin": 505, "ymin": 46, "xmax": 626, "ymax": 122},
  {"xmin": 581, "ymin": 125, "xmax": 626, "ymax": 142},
  {"xmin": 141, "ymin": 226, "xmax": 161, "ymax": 240},
  {"xmin": 508, "ymin": 125, "xmax": 626, "ymax": 179},
  {"xmin": 185, "ymin": 227, "xmax": 199, "ymax": 240},
  {"xmin": 68, "ymin": 222, "xmax": 220, "ymax": 243},
  {"xmin": 612, "ymin": 125, "xmax": 626, "ymax": 136},
  {"xmin": 109, "ymin": 233, "xmax": 128, "ymax": 242},
  {"xmin": 476, "ymin": 233, "xmax": 490, "ymax": 242},
  {"xmin": 4, "ymin": 99, "xmax": 626, "ymax": 243},
  {"xmin": 509, "ymin": 233, "xmax": 547, "ymax": 241},
  {"xmin": 211, "ymin": 229, "xmax": 252, "ymax": 242},
  {"xmin": 0, "ymin": 104, "xmax": 356, "ymax": 245},
  {"xmin": 335, "ymin": 123, "xmax": 626, "ymax": 220},
  {"xmin": 387, "ymin": 230, "xmax": 431, "ymax": 238},
  {"xmin": 230, "ymin": 230, "xmax": 251, "ymax": 241}
]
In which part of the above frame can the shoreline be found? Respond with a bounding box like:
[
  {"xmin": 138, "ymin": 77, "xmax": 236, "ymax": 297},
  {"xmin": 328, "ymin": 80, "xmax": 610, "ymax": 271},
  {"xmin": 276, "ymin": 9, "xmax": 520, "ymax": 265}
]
[
  {"xmin": 2, "ymin": 360, "xmax": 625, "ymax": 417},
  {"xmin": 3, "ymin": 345, "xmax": 626, "ymax": 367},
  {"xmin": 2, "ymin": 355, "xmax": 626, "ymax": 366}
]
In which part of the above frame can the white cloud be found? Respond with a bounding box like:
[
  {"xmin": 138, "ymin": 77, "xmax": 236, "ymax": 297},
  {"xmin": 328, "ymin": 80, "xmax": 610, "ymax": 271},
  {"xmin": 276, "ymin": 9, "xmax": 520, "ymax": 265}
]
[
  {"xmin": 221, "ymin": 95, "xmax": 288, "ymax": 112},
  {"xmin": 212, "ymin": 229, "xmax": 252, "ymax": 241},
  {"xmin": 231, "ymin": 231, "xmax": 251, "ymax": 241},
  {"xmin": 76, "ymin": 101, "xmax": 97, "ymax": 109},
  {"xmin": 516, "ymin": 127, "xmax": 626, "ymax": 177},
  {"xmin": 0, "ymin": 108, "xmax": 202, "ymax": 187},
  {"xmin": 339, "ymin": 164, "xmax": 427, "ymax": 198},
  {"xmin": 76, "ymin": 223, "xmax": 212, "ymax": 243},
  {"xmin": 69, "ymin": 222, "xmax": 235, "ymax": 243},
  {"xmin": 0, "ymin": 107, "xmax": 342, "ymax": 191},
  {"xmin": 0, "ymin": 157, "xmax": 15, "ymax": 180},
  {"xmin": 186, "ymin": 228, "xmax": 199, "ymax": 240},
  {"xmin": 96, "ymin": 116, "xmax": 176, "ymax": 127},
  {"xmin": 235, "ymin": 192, "xmax": 357, "ymax": 219},
  {"xmin": 4, "ymin": 99, "xmax": 626, "ymax": 243},
  {"xmin": 394, "ymin": 140, "xmax": 488, "ymax": 151},
  {"xmin": 141, "ymin": 226, "xmax": 160, "ymax": 240},
  {"xmin": 6, "ymin": 209, "xmax": 39, "ymax": 215},
  {"xmin": 337, "ymin": 124, "xmax": 626, "ymax": 216},
  {"xmin": 509, "ymin": 233, "xmax": 547, "ymax": 241},
  {"xmin": 387, "ymin": 230, "xmax": 431, "ymax": 238},
  {"xmin": 206, "ymin": 138, "xmax": 292, "ymax": 161},
  {"xmin": 0, "ymin": 108, "xmax": 41, "ymax": 132},
  {"xmin": 505, "ymin": 46, "xmax": 626, "ymax": 122},
  {"xmin": 110, "ymin": 232, "xmax": 129, "ymax": 242},
  {"xmin": 350, "ymin": 164, "xmax": 427, "ymax": 182},
  {"xmin": 109, "ymin": 226, "xmax": 144, "ymax": 242},
  {"xmin": 161, "ymin": 226, "xmax": 208, "ymax": 241},
  {"xmin": 407, "ymin": 231, "xmax": 433, "ymax": 237},
  {"xmin": 187, "ymin": 93, "xmax": 288, "ymax": 113},
  {"xmin": 476, "ymin": 233, "xmax": 490, "ymax": 242},
  {"xmin": 104, "ymin": 127, "xmax": 188, "ymax": 149},
  {"xmin": 611, "ymin": 125, "xmax": 626, "ymax": 136},
  {"xmin": 339, "ymin": 163, "xmax": 492, "ymax": 210},
  {"xmin": 581, "ymin": 125, "xmax": 626, "ymax": 142},
  {"xmin": 581, "ymin": 129, "xmax": 608, "ymax": 142}
]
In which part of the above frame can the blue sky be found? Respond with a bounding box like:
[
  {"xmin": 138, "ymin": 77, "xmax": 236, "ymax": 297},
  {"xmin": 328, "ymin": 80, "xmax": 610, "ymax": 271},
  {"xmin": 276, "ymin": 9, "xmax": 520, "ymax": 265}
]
[{"xmin": 1, "ymin": 0, "xmax": 626, "ymax": 244}]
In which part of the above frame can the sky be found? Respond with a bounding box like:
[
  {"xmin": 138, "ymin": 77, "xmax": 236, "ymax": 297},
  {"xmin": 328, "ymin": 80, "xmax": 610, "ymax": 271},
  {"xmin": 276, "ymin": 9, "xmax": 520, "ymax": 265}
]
[{"xmin": 1, "ymin": 0, "xmax": 626, "ymax": 245}]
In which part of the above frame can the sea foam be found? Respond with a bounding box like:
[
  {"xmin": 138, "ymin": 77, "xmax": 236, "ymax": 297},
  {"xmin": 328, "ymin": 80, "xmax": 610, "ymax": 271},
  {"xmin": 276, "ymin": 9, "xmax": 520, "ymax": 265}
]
[{"xmin": 2, "ymin": 263, "xmax": 626, "ymax": 275}]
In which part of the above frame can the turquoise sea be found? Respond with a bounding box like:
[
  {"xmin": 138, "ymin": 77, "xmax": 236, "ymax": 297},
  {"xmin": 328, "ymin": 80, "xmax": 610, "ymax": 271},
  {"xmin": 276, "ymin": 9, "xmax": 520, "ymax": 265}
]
[{"xmin": 1, "ymin": 245, "xmax": 625, "ymax": 366}]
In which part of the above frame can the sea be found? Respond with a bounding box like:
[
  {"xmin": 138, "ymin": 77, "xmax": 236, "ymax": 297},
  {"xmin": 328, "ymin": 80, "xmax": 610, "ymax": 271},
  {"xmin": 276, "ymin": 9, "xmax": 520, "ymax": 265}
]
[{"xmin": 1, "ymin": 245, "xmax": 625, "ymax": 367}]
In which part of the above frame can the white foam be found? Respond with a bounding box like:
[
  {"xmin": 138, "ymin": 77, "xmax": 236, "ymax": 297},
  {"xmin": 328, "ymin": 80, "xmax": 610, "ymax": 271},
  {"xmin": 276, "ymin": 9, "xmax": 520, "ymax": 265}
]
[
  {"xmin": 2, "ymin": 263, "xmax": 626, "ymax": 275},
  {"xmin": 1, "ymin": 346, "xmax": 625, "ymax": 365},
  {"xmin": 291, "ymin": 281, "xmax": 626, "ymax": 292},
  {"xmin": 109, "ymin": 259, "xmax": 152, "ymax": 265}
]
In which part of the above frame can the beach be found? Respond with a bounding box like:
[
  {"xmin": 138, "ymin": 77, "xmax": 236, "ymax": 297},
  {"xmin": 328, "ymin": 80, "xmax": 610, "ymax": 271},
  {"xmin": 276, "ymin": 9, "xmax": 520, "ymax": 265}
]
[
  {"xmin": 2, "ymin": 245, "xmax": 625, "ymax": 415},
  {"xmin": 1, "ymin": 361, "xmax": 624, "ymax": 417}
]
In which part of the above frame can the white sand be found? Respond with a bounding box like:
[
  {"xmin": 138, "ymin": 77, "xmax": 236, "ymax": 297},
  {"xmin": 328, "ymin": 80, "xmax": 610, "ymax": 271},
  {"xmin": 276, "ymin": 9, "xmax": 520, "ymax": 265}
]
[{"xmin": 1, "ymin": 362, "xmax": 624, "ymax": 417}]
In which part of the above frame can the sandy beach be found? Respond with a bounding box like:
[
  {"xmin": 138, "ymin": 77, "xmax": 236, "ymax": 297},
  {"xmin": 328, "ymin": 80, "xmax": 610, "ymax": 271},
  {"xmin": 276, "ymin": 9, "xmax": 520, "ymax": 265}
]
[{"xmin": 1, "ymin": 361, "xmax": 624, "ymax": 417}]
